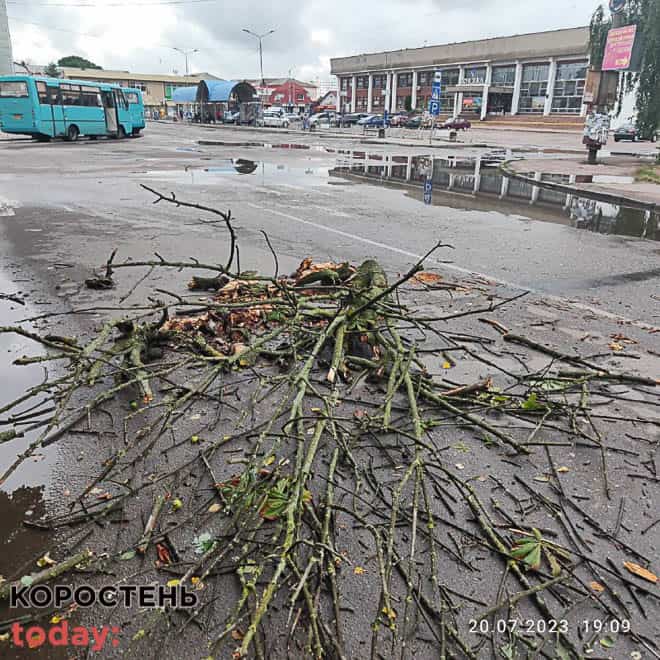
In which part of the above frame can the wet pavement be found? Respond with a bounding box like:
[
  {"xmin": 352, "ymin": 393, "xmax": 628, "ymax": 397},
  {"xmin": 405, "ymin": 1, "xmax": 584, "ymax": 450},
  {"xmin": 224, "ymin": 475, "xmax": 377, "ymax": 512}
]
[{"xmin": 0, "ymin": 122, "xmax": 658, "ymax": 658}]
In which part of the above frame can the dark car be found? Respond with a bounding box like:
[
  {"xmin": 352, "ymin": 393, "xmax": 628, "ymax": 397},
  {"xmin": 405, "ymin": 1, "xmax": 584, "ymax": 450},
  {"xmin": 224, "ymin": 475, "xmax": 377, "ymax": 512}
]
[
  {"xmin": 403, "ymin": 116, "xmax": 424, "ymax": 129},
  {"xmin": 339, "ymin": 113, "xmax": 369, "ymax": 127},
  {"xmin": 613, "ymin": 123, "xmax": 658, "ymax": 142},
  {"xmin": 442, "ymin": 117, "xmax": 471, "ymax": 130},
  {"xmin": 357, "ymin": 114, "xmax": 385, "ymax": 127}
]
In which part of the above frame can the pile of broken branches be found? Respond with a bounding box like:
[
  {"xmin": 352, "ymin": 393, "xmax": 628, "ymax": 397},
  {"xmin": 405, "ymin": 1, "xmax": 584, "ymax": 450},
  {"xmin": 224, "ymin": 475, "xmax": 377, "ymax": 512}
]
[{"xmin": 0, "ymin": 188, "xmax": 658, "ymax": 660}]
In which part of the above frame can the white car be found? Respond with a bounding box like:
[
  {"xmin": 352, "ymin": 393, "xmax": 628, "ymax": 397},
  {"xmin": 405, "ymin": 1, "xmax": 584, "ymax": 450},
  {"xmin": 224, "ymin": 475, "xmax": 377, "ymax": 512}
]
[{"xmin": 258, "ymin": 112, "xmax": 290, "ymax": 128}]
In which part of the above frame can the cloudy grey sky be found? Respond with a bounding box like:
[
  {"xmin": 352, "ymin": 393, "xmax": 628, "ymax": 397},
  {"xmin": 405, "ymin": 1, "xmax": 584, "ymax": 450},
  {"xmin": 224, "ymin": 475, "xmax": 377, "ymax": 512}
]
[{"xmin": 7, "ymin": 0, "xmax": 596, "ymax": 83}]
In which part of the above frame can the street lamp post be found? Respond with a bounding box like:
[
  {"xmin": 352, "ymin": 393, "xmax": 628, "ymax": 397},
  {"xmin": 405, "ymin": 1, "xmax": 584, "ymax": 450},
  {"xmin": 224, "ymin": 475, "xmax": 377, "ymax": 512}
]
[
  {"xmin": 171, "ymin": 47, "xmax": 198, "ymax": 76},
  {"xmin": 242, "ymin": 28, "xmax": 276, "ymax": 86}
]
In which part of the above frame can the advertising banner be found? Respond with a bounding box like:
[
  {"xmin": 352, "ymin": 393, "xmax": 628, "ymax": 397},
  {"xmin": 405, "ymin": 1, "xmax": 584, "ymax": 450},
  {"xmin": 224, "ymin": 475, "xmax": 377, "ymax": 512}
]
[{"xmin": 602, "ymin": 25, "xmax": 637, "ymax": 71}]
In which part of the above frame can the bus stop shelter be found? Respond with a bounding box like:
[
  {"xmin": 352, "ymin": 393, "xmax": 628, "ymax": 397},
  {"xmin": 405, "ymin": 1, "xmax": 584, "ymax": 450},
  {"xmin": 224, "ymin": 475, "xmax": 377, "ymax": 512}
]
[{"xmin": 171, "ymin": 80, "xmax": 259, "ymax": 123}]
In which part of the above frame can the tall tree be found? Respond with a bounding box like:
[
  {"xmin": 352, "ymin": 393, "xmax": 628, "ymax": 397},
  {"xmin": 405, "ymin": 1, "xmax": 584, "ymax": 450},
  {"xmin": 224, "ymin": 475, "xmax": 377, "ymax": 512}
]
[
  {"xmin": 589, "ymin": 0, "xmax": 660, "ymax": 138},
  {"xmin": 57, "ymin": 55, "xmax": 102, "ymax": 70},
  {"xmin": 43, "ymin": 62, "xmax": 60, "ymax": 77}
]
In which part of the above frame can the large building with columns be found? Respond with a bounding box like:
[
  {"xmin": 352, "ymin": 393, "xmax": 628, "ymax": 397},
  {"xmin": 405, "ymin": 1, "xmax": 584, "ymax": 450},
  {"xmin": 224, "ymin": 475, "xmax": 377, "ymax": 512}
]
[{"xmin": 330, "ymin": 27, "xmax": 590, "ymax": 123}]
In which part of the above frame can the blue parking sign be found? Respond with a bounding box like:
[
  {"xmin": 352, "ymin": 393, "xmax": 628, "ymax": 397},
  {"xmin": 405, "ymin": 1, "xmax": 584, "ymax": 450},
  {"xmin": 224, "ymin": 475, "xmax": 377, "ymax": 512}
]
[
  {"xmin": 424, "ymin": 176, "xmax": 433, "ymax": 204},
  {"xmin": 428, "ymin": 100, "xmax": 440, "ymax": 116}
]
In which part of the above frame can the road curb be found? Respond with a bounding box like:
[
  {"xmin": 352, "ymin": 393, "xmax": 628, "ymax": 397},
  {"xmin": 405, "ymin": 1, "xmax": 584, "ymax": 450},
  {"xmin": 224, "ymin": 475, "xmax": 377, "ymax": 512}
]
[{"xmin": 499, "ymin": 160, "xmax": 659, "ymax": 213}]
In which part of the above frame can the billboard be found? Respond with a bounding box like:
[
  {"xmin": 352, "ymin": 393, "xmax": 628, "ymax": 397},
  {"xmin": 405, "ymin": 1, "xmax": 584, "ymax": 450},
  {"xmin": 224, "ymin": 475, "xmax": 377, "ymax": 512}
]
[{"xmin": 602, "ymin": 25, "xmax": 637, "ymax": 71}]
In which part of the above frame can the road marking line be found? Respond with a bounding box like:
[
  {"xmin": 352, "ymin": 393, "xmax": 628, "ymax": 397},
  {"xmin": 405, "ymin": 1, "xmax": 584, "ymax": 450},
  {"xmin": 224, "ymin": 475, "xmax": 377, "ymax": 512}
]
[{"xmin": 245, "ymin": 202, "xmax": 658, "ymax": 331}]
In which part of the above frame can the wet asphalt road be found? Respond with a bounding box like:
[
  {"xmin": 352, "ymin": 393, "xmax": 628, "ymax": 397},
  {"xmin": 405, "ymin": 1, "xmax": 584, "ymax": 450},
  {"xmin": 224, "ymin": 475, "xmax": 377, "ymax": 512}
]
[
  {"xmin": 0, "ymin": 123, "xmax": 659, "ymax": 659},
  {"xmin": 0, "ymin": 122, "xmax": 658, "ymax": 329}
]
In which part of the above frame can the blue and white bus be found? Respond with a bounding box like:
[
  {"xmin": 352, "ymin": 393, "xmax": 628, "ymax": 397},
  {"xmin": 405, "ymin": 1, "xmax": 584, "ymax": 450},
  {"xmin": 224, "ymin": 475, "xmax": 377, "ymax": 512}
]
[{"xmin": 0, "ymin": 75, "xmax": 139, "ymax": 141}]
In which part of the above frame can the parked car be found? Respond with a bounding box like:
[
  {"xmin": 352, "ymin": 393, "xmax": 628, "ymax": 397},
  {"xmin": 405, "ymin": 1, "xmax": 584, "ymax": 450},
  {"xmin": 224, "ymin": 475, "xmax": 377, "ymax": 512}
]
[
  {"xmin": 613, "ymin": 123, "xmax": 658, "ymax": 142},
  {"xmin": 285, "ymin": 113, "xmax": 302, "ymax": 123},
  {"xmin": 357, "ymin": 114, "xmax": 385, "ymax": 127},
  {"xmin": 338, "ymin": 113, "xmax": 369, "ymax": 127},
  {"xmin": 308, "ymin": 112, "xmax": 338, "ymax": 127},
  {"xmin": 402, "ymin": 116, "xmax": 424, "ymax": 129},
  {"xmin": 441, "ymin": 118, "xmax": 471, "ymax": 130},
  {"xmin": 389, "ymin": 113, "xmax": 410, "ymax": 127},
  {"xmin": 257, "ymin": 112, "xmax": 290, "ymax": 128},
  {"xmin": 223, "ymin": 111, "xmax": 240, "ymax": 124}
]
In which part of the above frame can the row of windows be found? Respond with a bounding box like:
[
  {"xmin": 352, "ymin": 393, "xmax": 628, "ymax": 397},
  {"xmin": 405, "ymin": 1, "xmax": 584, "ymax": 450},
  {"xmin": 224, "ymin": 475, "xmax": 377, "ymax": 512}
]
[{"xmin": 35, "ymin": 81, "xmax": 129, "ymax": 109}]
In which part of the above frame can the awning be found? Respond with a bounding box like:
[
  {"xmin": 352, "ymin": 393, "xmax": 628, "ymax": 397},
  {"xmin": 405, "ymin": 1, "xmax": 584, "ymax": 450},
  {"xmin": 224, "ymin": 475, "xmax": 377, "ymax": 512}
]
[
  {"xmin": 171, "ymin": 86, "xmax": 197, "ymax": 103},
  {"xmin": 199, "ymin": 80, "xmax": 257, "ymax": 103}
]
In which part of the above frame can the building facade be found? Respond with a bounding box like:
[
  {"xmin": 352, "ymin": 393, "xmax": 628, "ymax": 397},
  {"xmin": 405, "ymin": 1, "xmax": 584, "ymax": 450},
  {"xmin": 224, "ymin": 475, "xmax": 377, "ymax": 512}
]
[
  {"xmin": 247, "ymin": 78, "xmax": 318, "ymax": 109},
  {"xmin": 54, "ymin": 68, "xmax": 218, "ymax": 109},
  {"xmin": 0, "ymin": 0, "xmax": 12, "ymax": 76},
  {"xmin": 330, "ymin": 27, "xmax": 590, "ymax": 121}
]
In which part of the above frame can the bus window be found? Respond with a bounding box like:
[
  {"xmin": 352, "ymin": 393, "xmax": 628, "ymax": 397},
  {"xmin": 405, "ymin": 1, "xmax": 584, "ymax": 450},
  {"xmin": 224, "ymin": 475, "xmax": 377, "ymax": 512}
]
[
  {"xmin": 36, "ymin": 81, "xmax": 49, "ymax": 104},
  {"xmin": 0, "ymin": 81, "xmax": 29, "ymax": 97},
  {"xmin": 126, "ymin": 92, "xmax": 139, "ymax": 104},
  {"xmin": 81, "ymin": 87, "xmax": 101, "ymax": 107},
  {"xmin": 60, "ymin": 84, "xmax": 82, "ymax": 106},
  {"xmin": 47, "ymin": 86, "xmax": 60, "ymax": 105}
]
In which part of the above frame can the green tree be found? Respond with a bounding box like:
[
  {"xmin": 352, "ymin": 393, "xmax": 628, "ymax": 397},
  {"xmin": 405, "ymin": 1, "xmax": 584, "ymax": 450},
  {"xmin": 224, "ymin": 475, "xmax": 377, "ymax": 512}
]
[
  {"xmin": 57, "ymin": 55, "xmax": 102, "ymax": 70},
  {"xmin": 43, "ymin": 62, "xmax": 60, "ymax": 78},
  {"xmin": 589, "ymin": 0, "xmax": 660, "ymax": 138}
]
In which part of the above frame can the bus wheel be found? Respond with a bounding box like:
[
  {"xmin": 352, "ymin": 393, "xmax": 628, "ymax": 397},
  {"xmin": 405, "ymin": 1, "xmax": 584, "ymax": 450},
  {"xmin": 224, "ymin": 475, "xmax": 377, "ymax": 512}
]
[
  {"xmin": 115, "ymin": 126, "xmax": 126, "ymax": 139},
  {"xmin": 65, "ymin": 125, "xmax": 79, "ymax": 142},
  {"xmin": 132, "ymin": 128, "xmax": 142, "ymax": 136}
]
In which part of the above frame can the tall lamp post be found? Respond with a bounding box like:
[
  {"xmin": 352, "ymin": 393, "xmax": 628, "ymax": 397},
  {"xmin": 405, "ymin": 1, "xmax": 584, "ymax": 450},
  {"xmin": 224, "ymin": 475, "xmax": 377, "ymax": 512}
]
[
  {"xmin": 242, "ymin": 28, "xmax": 276, "ymax": 86},
  {"xmin": 171, "ymin": 47, "xmax": 198, "ymax": 76}
]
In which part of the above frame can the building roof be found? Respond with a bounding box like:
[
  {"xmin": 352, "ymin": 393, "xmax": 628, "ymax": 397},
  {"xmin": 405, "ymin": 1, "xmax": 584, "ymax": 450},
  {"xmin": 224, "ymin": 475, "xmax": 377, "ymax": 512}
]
[
  {"xmin": 57, "ymin": 67, "xmax": 220, "ymax": 84},
  {"xmin": 172, "ymin": 86, "xmax": 198, "ymax": 103},
  {"xmin": 330, "ymin": 26, "xmax": 589, "ymax": 75},
  {"xmin": 248, "ymin": 77, "xmax": 315, "ymax": 87},
  {"xmin": 171, "ymin": 80, "xmax": 258, "ymax": 104}
]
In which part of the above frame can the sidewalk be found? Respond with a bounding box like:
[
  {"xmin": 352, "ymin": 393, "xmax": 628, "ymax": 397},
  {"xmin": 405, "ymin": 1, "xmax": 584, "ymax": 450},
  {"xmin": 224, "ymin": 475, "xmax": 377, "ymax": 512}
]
[{"xmin": 504, "ymin": 154, "xmax": 660, "ymax": 208}]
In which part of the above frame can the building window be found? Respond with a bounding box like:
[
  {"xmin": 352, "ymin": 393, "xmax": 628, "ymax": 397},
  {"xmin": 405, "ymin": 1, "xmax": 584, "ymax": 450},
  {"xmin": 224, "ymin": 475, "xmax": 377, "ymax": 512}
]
[
  {"xmin": 463, "ymin": 67, "xmax": 486, "ymax": 84},
  {"xmin": 397, "ymin": 73, "xmax": 412, "ymax": 88},
  {"xmin": 356, "ymin": 76, "xmax": 368, "ymax": 89},
  {"xmin": 373, "ymin": 75, "xmax": 386, "ymax": 89},
  {"xmin": 340, "ymin": 78, "xmax": 349, "ymax": 91},
  {"xmin": 439, "ymin": 93, "xmax": 454, "ymax": 113},
  {"xmin": 356, "ymin": 96, "xmax": 368, "ymax": 110},
  {"xmin": 491, "ymin": 65, "xmax": 516, "ymax": 87},
  {"xmin": 552, "ymin": 60, "xmax": 588, "ymax": 114},
  {"xmin": 440, "ymin": 69, "xmax": 459, "ymax": 87},
  {"xmin": 129, "ymin": 81, "xmax": 147, "ymax": 92},
  {"xmin": 519, "ymin": 63, "xmax": 549, "ymax": 113},
  {"xmin": 373, "ymin": 95, "xmax": 381, "ymax": 107}
]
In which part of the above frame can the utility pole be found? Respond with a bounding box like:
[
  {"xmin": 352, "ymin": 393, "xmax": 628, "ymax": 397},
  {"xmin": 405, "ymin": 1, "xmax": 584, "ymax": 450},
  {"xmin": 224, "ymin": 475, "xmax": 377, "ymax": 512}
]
[
  {"xmin": 242, "ymin": 28, "xmax": 276, "ymax": 86},
  {"xmin": 171, "ymin": 47, "xmax": 198, "ymax": 77},
  {"xmin": 0, "ymin": 0, "xmax": 13, "ymax": 75}
]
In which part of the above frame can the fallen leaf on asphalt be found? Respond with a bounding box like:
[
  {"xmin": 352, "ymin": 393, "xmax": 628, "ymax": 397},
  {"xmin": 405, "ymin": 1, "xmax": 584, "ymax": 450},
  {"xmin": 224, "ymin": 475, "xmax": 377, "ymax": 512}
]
[
  {"xmin": 412, "ymin": 271, "xmax": 443, "ymax": 285},
  {"xmin": 557, "ymin": 466, "xmax": 570, "ymax": 473},
  {"xmin": 36, "ymin": 553, "xmax": 56, "ymax": 568},
  {"xmin": 442, "ymin": 361, "xmax": 452, "ymax": 369},
  {"xmin": 208, "ymin": 503, "xmax": 222, "ymax": 514},
  {"xmin": 589, "ymin": 581, "xmax": 605, "ymax": 592},
  {"xmin": 610, "ymin": 333, "xmax": 637, "ymax": 345},
  {"xmin": 354, "ymin": 566, "xmax": 366, "ymax": 575},
  {"xmin": 166, "ymin": 579, "xmax": 180, "ymax": 587},
  {"xmin": 623, "ymin": 562, "xmax": 657, "ymax": 583},
  {"xmin": 609, "ymin": 342, "xmax": 625, "ymax": 352}
]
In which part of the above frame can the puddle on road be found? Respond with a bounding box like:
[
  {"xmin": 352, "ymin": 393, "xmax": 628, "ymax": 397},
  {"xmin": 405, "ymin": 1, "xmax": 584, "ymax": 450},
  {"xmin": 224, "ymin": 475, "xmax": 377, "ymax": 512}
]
[
  {"xmin": 330, "ymin": 151, "xmax": 659, "ymax": 242},
  {"xmin": 141, "ymin": 159, "xmax": 331, "ymax": 187},
  {"xmin": 0, "ymin": 269, "xmax": 58, "ymax": 492},
  {"xmin": 143, "ymin": 149, "xmax": 658, "ymax": 241}
]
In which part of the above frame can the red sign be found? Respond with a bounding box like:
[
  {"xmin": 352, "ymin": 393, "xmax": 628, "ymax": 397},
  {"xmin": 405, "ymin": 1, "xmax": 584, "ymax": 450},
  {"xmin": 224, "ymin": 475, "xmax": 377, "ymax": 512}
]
[{"xmin": 602, "ymin": 25, "xmax": 637, "ymax": 71}]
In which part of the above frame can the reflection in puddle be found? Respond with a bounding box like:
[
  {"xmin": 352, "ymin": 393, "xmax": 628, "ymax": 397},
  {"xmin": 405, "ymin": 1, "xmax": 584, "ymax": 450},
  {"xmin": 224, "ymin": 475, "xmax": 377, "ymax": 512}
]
[
  {"xmin": 0, "ymin": 269, "xmax": 58, "ymax": 493},
  {"xmin": 142, "ymin": 159, "xmax": 331, "ymax": 186},
  {"xmin": 331, "ymin": 152, "xmax": 659, "ymax": 241}
]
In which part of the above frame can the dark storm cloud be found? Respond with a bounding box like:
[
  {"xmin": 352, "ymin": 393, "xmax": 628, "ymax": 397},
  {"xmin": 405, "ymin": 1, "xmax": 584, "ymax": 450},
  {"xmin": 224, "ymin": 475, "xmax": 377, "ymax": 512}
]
[{"xmin": 7, "ymin": 0, "xmax": 594, "ymax": 80}]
